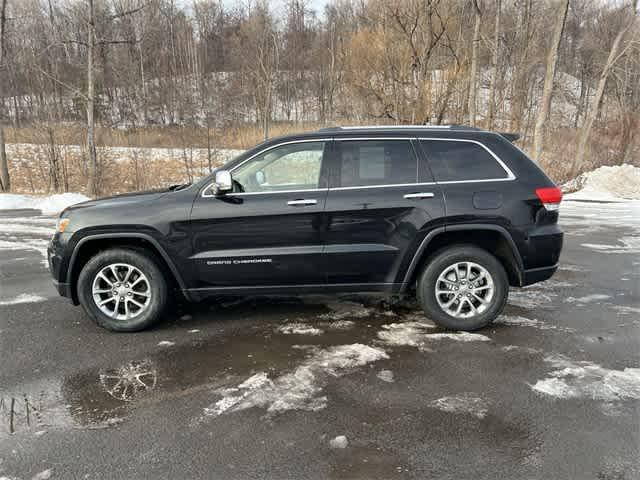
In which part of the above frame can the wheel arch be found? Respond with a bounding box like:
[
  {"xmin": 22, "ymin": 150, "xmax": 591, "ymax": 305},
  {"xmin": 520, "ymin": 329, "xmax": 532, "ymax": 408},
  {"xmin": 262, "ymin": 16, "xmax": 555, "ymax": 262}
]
[
  {"xmin": 401, "ymin": 224, "xmax": 524, "ymax": 292},
  {"xmin": 66, "ymin": 233, "xmax": 188, "ymax": 304}
]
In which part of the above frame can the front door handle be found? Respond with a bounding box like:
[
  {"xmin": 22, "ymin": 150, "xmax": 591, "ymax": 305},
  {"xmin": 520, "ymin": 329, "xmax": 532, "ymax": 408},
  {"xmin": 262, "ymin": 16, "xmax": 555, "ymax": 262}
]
[
  {"xmin": 403, "ymin": 192, "xmax": 435, "ymax": 199},
  {"xmin": 287, "ymin": 199, "xmax": 318, "ymax": 206}
]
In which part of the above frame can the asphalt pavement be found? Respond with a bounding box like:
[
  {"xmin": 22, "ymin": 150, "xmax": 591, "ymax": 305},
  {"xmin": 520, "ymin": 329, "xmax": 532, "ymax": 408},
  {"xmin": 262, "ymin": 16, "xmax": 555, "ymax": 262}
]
[{"xmin": 0, "ymin": 202, "xmax": 638, "ymax": 480}]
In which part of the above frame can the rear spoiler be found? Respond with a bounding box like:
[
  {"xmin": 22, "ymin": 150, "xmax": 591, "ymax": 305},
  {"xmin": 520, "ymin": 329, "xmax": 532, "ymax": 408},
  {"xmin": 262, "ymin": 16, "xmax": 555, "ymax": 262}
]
[{"xmin": 500, "ymin": 132, "xmax": 520, "ymax": 143}]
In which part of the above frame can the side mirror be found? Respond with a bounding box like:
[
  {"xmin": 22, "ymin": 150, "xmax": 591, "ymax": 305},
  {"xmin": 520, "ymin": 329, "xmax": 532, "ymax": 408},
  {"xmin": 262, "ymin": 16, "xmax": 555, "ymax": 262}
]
[{"xmin": 213, "ymin": 170, "xmax": 233, "ymax": 195}]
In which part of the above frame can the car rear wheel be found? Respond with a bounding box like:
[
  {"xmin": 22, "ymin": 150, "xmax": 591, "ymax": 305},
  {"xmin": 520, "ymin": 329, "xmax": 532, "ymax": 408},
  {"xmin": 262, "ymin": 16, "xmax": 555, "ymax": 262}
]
[
  {"xmin": 78, "ymin": 248, "xmax": 168, "ymax": 332},
  {"xmin": 417, "ymin": 245, "xmax": 508, "ymax": 331}
]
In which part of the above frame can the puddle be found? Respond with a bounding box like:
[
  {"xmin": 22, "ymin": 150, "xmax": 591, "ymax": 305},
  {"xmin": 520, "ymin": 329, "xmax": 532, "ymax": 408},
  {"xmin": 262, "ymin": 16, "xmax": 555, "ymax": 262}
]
[{"xmin": 1, "ymin": 304, "xmax": 405, "ymax": 438}]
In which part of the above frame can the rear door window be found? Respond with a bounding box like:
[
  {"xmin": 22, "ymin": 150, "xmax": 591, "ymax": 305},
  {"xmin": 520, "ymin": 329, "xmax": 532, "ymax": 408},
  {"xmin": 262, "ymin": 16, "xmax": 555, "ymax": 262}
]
[
  {"xmin": 419, "ymin": 140, "xmax": 509, "ymax": 182},
  {"xmin": 333, "ymin": 140, "xmax": 417, "ymax": 188}
]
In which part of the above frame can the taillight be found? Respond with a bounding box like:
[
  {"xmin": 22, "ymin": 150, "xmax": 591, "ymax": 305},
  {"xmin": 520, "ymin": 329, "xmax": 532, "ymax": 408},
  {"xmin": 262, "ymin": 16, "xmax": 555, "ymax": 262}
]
[{"xmin": 536, "ymin": 187, "xmax": 563, "ymax": 211}]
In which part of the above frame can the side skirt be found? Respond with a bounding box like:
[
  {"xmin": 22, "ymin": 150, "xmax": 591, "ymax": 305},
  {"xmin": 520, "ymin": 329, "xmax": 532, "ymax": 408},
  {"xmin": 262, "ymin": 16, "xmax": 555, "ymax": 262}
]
[{"xmin": 183, "ymin": 283, "xmax": 404, "ymax": 301}]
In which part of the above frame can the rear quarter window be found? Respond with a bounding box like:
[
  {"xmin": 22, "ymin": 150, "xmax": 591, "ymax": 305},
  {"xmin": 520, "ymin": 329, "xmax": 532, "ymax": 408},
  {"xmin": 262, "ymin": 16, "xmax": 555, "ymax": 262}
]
[{"xmin": 419, "ymin": 139, "xmax": 509, "ymax": 182}]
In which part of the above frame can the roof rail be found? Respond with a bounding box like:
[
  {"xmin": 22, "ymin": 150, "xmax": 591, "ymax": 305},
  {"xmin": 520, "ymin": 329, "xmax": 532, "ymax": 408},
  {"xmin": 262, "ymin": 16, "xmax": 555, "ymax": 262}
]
[{"xmin": 317, "ymin": 124, "xmax": 480, "ymax": 132}]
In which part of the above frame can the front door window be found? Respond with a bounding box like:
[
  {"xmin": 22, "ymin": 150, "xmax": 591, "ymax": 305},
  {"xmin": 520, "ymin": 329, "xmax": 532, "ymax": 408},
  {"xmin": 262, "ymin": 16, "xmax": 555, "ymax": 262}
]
[{"xmin": 232, "ymin": 142, "xmax": 326, "ymax": 193}]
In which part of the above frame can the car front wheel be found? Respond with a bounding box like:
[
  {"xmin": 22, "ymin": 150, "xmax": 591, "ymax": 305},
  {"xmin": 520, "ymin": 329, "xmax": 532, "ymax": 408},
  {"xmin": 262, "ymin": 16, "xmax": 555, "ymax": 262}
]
[
  {"xmin": 417, "ymin": 245, "xmax": 508, "ymax": 331},
  {"xmin": 77, "ymin": 248, "xmax": 168, "ymax": 332}
]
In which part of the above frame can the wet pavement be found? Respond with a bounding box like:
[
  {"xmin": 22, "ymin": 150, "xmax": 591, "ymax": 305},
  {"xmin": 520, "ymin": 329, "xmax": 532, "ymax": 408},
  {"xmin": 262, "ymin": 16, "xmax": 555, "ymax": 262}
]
[{"xmin": 0, "ymin": 202, "xmax": 639, "ymax": 480}]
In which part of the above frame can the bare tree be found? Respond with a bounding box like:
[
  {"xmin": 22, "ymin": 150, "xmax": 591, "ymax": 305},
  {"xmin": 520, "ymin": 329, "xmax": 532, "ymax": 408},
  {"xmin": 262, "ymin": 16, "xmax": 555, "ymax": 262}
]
[
  {"xmin": 574, "ymin": 0, "xmax": 639, "ymax": 173},
  {"xmin": 533, "ymin": 0, "xmax": 570, "ymax": 162},
  {"xmin": 86, "ymin": 0, "xmax": 98, "ymax": 197},
  {"xmin": 486, "ymin": 0, "xmax": 501, "ymax": 129},
  {"xmin": 468, "ymin": 0, "xmax": 482, "ymax": 127},
  {"xmin": 0, "ymin": 0, "xmax": 9, "ymax": 192}
]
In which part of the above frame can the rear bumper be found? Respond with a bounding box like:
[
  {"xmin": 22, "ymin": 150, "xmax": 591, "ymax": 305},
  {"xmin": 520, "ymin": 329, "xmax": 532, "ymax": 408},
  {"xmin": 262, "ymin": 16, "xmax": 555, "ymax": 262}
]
[
  {"xmin": 517, "ymin": 223, "xmax": 563, "ymax": 286},
  {"xmin": 522, "ymin": 263, "xmax": 558, "ymax": 286}
]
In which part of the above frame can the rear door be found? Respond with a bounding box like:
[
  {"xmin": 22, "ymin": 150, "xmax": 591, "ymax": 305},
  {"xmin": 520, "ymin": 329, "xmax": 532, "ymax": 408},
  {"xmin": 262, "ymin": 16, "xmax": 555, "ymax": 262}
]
[
  {"xmin": 189, "ymin": 139, "xmax": 330, "ymax": 289},
  {"xmin": 323, "ymin": 137, "xmax": 445, "ymax": 288}
]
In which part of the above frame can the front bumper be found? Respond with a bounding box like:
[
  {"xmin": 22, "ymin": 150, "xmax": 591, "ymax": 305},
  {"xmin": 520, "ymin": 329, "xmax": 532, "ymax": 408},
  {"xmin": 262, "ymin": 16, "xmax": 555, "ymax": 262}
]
[
  {"xmin": 47, "ymin": 232, "xmax": 74, "ymax": 301},
  {"xmin": 52, "ymin": 279, "xmax": 71, "ymax": 297}
]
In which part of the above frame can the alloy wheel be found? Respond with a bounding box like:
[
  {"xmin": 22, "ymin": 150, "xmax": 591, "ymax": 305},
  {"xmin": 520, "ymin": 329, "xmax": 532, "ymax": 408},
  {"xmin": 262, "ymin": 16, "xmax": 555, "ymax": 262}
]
[
  {"xmin": 92, "ymin": 263, "xmax": 152, "ymax": 321},
  {"xmin": 435, "ymin": 261, "xmax": 495, "ymax": 319}
]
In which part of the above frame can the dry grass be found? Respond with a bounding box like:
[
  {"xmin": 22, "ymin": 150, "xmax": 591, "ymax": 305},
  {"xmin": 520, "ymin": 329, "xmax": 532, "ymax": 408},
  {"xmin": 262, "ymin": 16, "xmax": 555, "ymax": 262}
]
[
  {"xmin": 5, "ymin": 122, "xmax": 327, "ymax": 151},
  {"xmin": 3, "ymin": 121, "xmax": 637, "ymax": 196}
]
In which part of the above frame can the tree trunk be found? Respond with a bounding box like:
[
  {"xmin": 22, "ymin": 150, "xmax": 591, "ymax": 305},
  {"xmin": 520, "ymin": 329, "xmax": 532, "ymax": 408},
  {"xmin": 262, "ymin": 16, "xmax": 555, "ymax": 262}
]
[
  {"xmin": 509, "ymin": 0, "xmax": 532, "ymax": 131},
  {"xmin": 0, "ymin": 0, "xmax": 10, "ymax": 192},
  {"xmin": 468, "ymin": 1, "xmax": 482, "ymax": 127},
  {"xmin": 574, "ymin": 0, "xmax": 638, "ymax": 173},
  {"xmin": 86, "ymin": 0, "xmax": 98, "ymax": 197},
  {"xmin": 487, "ymin": 0, "xmax": 501, "ymax": 129},
  {"xmin": 533, "ymin": 0, "xmax": 570, "ymax": 163}
]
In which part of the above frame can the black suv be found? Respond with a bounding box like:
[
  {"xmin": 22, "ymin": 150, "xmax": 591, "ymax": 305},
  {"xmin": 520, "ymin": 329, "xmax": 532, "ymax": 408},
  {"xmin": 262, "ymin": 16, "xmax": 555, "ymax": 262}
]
[{"xmin": 48, "ymin": 126, "xmax": 563, "ymax": 332}]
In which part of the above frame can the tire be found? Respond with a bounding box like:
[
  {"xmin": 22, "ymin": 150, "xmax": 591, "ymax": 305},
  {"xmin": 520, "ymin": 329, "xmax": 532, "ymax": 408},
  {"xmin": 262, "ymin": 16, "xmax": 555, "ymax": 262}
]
[
  {"xmin": 417, "ymin": 245, "xmax": 508, "ymax": 331},
  {"xmin": 77, "ymin": 248, "xmax": 168, "ymax": 332}
]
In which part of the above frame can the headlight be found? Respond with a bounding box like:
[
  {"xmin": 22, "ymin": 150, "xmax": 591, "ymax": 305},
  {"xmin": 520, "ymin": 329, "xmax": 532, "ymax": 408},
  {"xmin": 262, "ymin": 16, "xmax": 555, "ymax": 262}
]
[{"xmin": 56, "ymin": 218, "xmax": 70, "ymax": 233}]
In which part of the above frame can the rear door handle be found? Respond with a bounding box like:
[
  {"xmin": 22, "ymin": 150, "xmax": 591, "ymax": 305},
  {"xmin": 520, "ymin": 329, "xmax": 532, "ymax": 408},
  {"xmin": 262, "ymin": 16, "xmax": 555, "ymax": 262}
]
[
  {"xmin": 403, "ymin": 192, "xmax": 435, "ymax": 199},
  {"xmin": 287, "ymin": 199, "xmax": 318, "ymax": 206}
]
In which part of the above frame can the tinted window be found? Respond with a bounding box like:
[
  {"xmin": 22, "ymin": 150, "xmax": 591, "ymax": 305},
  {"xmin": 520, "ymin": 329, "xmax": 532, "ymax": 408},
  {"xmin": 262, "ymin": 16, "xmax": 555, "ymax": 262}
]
[
  {"xmin": 419, "ymin": 140, "xmax": 508, "ymax": 182},
  {"xmin": 335, "ymin": 140, "xmax": 417, "ymax": 188},
  {"xmin": 232, "ymin": 142, "xmax": 325, "ymax": 193}
]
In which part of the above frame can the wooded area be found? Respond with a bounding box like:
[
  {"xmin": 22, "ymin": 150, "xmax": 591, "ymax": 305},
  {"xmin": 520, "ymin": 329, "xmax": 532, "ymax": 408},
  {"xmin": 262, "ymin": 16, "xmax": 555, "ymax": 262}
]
[{"xmin": 0, "ymin": 0, "xmax": 638, "ymax": 196}]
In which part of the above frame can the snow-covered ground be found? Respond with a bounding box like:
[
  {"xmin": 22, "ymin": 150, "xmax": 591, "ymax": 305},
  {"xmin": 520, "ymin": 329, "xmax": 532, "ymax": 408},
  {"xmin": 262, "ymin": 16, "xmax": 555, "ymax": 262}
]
[
  {"xmin": 561, "ymin": 164, "xmax": 640, "ymax": 254},
  {"xmin": 0, "ymin": 192, "xmax": 89, "ymax": 215},
  {"xmin": 5, "ymin": 143, "xmax": 243, "ymax": 167}
]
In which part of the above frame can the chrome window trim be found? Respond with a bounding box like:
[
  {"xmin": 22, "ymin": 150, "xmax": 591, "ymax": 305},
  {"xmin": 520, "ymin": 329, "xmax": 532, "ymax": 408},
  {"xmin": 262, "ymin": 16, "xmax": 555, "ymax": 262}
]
[
  {"xmin": 329, "ymin": 181, "xmax": 436, "ymax": 192},
  {"xmin": 333, "ymin": 136, "xmax": 419, "ymax": 141},
  {"xmin": 418, "ymin": 137, "xmax": 516, "ymax": 183},
  {"xmin": 201, "ymin": 138, "xmax": 332, "ymax": 198},
  {"xmin": 228, "ymin": 188, "xmax": 327, "ymax": 197},
  {"xmin": 201, "ymin": 135, "xmax": 517, "ymax": 198}
]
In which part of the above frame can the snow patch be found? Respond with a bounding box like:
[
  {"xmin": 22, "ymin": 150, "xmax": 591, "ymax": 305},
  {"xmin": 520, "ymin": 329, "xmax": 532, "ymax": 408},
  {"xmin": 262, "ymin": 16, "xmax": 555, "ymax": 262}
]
[
  {"xmin": 323, "ymin": 320, "xmax": 356, "ymax": 330},
  {"xmin": 613, "ymin": 305, "xmax": 640, "ymax": 315},
  {"xmin": 276, "ymin": 322, "xmax": 324, "ymax": 336},
  {"xmin": 508, "ymin": 290, "xmax": 554, "ymax": 309},
  {"xmin": 501, "ymin": 345, "xmax": 542, "ymax": 354},
  {"xmin": 157, "ymin": 341, "xmax": 175, "ymax": 347},
  {"xmin": 0, "ymin": 193, "xmax": 89, "ymax": 214},
  {"xmin": 203, "ymin": 344, "xmax": 389, "ymax": 418},
  {"xmin": 563, "ymin": 164, "xmax": 640, "ymax": 201},
  {"xmin": 377, "ymin": 370, "xmax": 395, "ymax": 383},
  {"xmin": 0, "ymin": 293, "xmax": 46, "ymax": 305},
  {"xmin": 495, "ymin": 315, "xmax": 572, "ymax": 332},
  {"xmin": 430, "ymin": 393, "xmax": 489, "ymax": 419},
  {"xmin": 495, "ymin": 315, "xmax": 545, "ymax": 328},
  {"xmin": 329, "ymin": 435, "xmax": 349, "ymax": 449},
  {"xmin": 377, "ymin": 321, "xmax": 436, "ymax": 351},
  {"xmin": 31, "ymin": 470, "xmax": 53, "ymax": 480},
  {"xmin": 318, "ymin": 301, "xmax": 375, "ymax": 321},
  {"xmin": 426, "ymin": 332, "xmax": 492, "ymax": 342},
  {"xmin": 377, "ymin": 322, "xmax": 490, "ymax": 349},
  {"xmin": 531, "ymin": 354, "xmax": 640, "ymax": 401},
  {"xmin": 565, "ymin": 294, "xmax": 611, "ymax": 303}
]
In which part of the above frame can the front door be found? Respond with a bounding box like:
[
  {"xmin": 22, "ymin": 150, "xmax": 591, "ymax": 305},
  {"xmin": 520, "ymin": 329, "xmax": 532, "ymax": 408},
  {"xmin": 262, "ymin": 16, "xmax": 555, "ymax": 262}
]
[
  {"xmin": 323, "ymin": 138, "xmax": 445, "ymax": 287},
  {"xmin": 189, "ymin": 140, "xmax": 330, "ymax": 290}
]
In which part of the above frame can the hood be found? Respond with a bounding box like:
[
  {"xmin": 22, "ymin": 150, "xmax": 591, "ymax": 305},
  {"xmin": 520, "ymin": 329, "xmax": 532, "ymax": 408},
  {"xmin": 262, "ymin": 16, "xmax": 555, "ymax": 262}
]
[{"xmin": 64, "ymin": 189, "xmax": 169, "ymax": 213}]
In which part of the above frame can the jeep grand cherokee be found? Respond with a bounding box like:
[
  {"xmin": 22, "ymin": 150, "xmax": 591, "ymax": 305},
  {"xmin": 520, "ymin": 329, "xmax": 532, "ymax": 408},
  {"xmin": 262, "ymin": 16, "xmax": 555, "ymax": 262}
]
[{"xmin": 48, "ymin": 125, "xmax": 563, "ymax": 332}]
